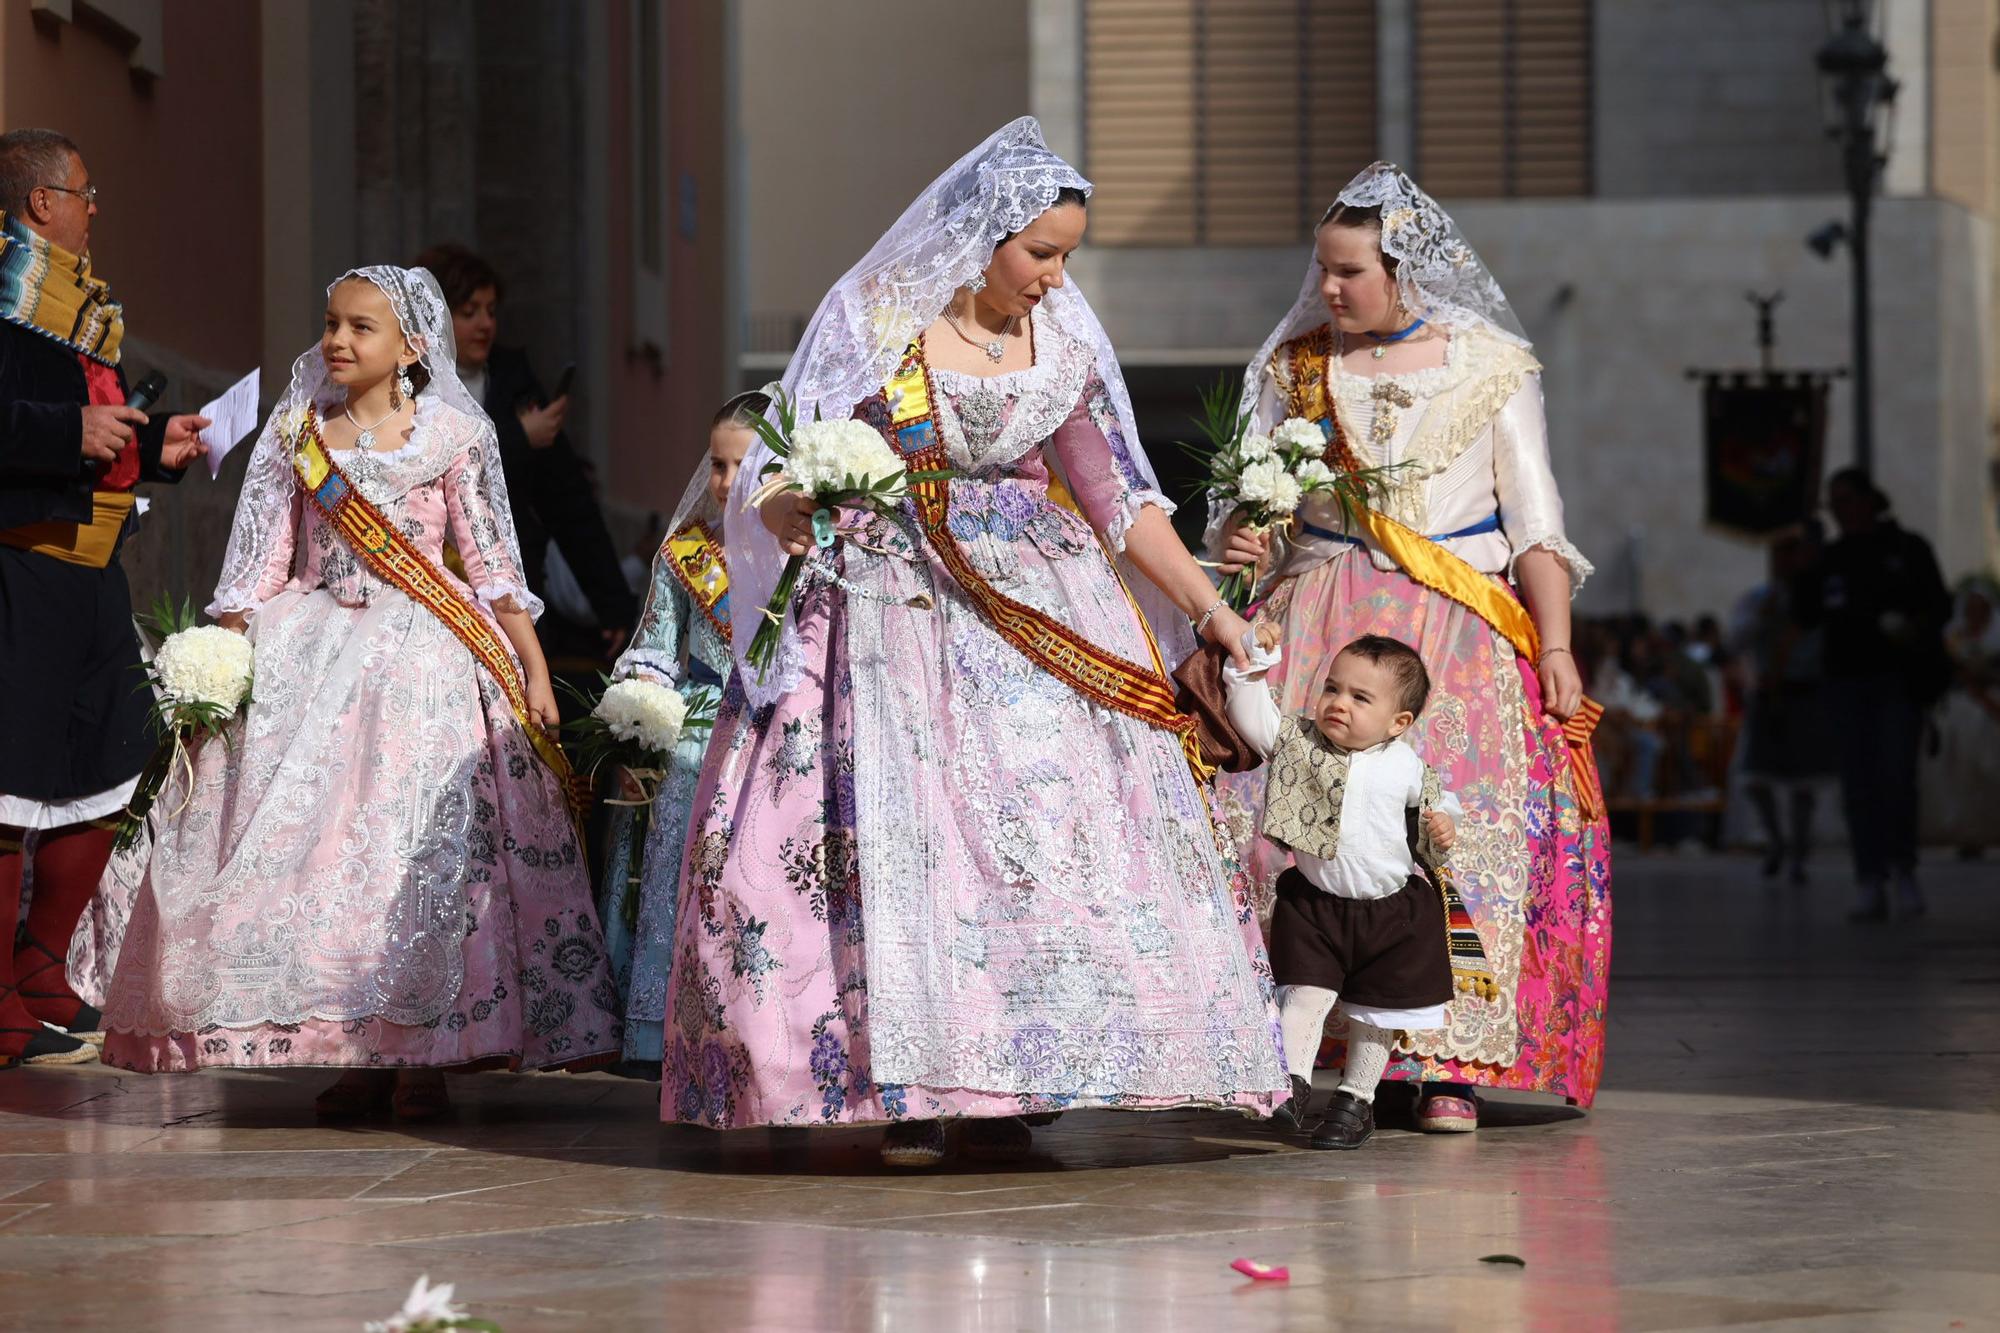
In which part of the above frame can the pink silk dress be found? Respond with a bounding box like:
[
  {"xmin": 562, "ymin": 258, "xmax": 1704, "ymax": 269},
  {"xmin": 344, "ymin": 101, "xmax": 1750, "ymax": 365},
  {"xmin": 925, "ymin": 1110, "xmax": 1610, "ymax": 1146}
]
[
  {"xmin": 661, "ymin": 320, "xmax": 1289, "ymax": 1127},
  {"xmin": 103, "ymin": 397, "xmax": 619, "ymax": 1072}
]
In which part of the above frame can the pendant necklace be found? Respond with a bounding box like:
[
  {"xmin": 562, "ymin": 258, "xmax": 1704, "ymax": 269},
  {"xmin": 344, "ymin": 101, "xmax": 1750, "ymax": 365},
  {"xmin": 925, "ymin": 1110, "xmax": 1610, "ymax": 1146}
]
[
  {"xmin": 344, "ymin": 401, "xmax": 399, "ymax": 451},
  {"xmin": 943, "ymin": 307, "xmax": 1019, "ymax": 363},
  {"xmin": 1361, "ymin": 316, "xmax": 1428, "ymax": 360}
]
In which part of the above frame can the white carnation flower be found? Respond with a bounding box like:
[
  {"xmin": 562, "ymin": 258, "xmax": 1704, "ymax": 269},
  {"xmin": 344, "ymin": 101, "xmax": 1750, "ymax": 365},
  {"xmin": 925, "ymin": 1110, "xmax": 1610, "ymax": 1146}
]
[
  {"xmin": 594, "ymin": 678, "xmax": 688, "ymax": 754},
  {"xmin": 1292, "ymin": 458, "xmax": 1336, "ymax": 491},
  {"xmin": 787, "ymin": 419, "xmax": 904, "ymax": 495},
  {"xmin": 1271, "ymin": 417, "xmax": 1323, "ymax": 455},
  {"xmin": 1237, "ymin": 433, "xmax": 1277, "ymax": 464},
  {"xmin": 1266, "ymin": 470, "xmax": 1303, "ymax": 515},
  {"xmin": 1236, "ymin": 456, "xmax": 1285, "ymax": 506},
  {"xmin": 153, "ymin": 626, "xmax": 254, "ymax": 711}
]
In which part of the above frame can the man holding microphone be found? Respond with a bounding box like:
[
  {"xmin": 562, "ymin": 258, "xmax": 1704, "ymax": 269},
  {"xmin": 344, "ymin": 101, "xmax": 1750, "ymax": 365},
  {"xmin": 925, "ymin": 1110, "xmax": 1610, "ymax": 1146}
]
[{"xmin": 0, "ymin": 129, "xmax": 209, "ymax": 1068}]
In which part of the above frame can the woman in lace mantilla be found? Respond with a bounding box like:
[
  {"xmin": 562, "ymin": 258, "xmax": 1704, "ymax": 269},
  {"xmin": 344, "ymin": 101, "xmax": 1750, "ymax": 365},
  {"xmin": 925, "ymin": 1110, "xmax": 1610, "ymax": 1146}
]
[
  {"xmin": 663, "ymin": 119, "xmax": 1288, "ymax": 1161},
  {"xmin": 1213, "ymin": 164, "xmax": 1611, "ymax": 1125},
  {"xmin": 101, "ymin": 267, "xmax": 617, "ymax": 1109}
]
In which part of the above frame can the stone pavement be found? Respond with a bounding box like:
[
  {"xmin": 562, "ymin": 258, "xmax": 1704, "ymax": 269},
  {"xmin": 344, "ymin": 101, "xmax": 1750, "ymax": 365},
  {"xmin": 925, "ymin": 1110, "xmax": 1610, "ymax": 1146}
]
[{"xmin": 0, "ymin": 854, "xmax": 1994, "ymax": 1332}]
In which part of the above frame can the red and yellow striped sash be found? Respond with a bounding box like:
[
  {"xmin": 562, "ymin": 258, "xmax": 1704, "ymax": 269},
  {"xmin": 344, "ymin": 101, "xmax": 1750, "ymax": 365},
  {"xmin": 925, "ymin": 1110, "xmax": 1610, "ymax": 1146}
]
[
  {"xmin": 291, "ymin": 408, "xmax": 588, "ymax": 832},
  {"xmin": 881, "ymin": 342, "xmax": 1210, "ymax": 782}
]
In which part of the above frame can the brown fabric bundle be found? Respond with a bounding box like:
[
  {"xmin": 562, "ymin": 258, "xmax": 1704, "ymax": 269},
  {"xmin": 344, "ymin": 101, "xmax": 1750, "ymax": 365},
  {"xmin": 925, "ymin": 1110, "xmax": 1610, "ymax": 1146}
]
[{"xmin": 1171, "ymin": 642, "xmax": 1266, "ymax": 774}]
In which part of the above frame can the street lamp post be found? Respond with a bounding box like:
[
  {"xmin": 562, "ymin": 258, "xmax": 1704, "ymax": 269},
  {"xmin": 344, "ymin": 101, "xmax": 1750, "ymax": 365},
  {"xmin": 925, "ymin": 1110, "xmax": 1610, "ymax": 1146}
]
[{"xmin": 1815, "ymin": 0, "xmax": 1897, "ymax": 475}]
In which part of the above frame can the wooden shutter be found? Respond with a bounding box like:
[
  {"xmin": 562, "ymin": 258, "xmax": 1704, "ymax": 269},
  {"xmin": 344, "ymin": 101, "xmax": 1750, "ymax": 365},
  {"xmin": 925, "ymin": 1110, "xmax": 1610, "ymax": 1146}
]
[
  {"xmin": 1510, "ymin": 0, "xmax": 1590, "ymax": 197},
  {"xmin": 1085, "ymin": 0, "xmax": 1379, "ymax": 246},
  {"xmin": 1303, "ymin": 0, "xmax": 1383, "ymax": 217},
  {"xmin": 1086, "ymin": 0, "xmax": 1200, "ymax": 245},
  {"xmin": 1415, "ymin": 0, "xmax": 1590, "ymax": 198}
]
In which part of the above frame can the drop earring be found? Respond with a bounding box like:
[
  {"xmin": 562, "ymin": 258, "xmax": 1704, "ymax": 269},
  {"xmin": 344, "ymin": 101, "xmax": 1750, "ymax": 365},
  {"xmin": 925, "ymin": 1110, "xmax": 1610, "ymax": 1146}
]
[
  {"xmin": 396, "ymin": 366, "xmax": 414, "ymax": 404},
  {"xmin": 966, "ymin": 272, "xmax": 987, "ymax": 294}
]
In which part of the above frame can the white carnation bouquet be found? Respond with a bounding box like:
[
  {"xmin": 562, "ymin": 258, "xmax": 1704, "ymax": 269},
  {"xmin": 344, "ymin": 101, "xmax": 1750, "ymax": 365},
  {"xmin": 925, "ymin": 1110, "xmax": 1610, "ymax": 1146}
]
[
  {"xmin": 114, "ymin": 599, "xmax": 255, "ymax": 849},
  {"xmin": 560, "ymin": 674, "xmax": 713, "ymax": 929},
  {"xmin": 1181, "ymin": 379, "xmax": 1401, "ymax": 610},
  {"xmin": 740, "ymin": 387, "xmax": 952, "ymax": 681}
]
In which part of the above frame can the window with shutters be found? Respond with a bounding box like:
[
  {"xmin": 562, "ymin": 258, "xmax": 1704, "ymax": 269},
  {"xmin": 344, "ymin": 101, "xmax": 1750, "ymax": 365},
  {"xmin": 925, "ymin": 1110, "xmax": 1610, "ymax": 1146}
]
[
  {"xmin": 1413, "ymin": 0, "xmax": 1591, "ymax": 198},
  {"xmin": 1084, "ymin": 0, "xmax": 1378, "ymax": 247}
]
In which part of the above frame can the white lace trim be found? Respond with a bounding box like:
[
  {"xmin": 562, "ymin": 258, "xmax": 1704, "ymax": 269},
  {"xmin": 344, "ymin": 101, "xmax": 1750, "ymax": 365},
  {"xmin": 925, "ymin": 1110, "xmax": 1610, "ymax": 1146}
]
[
  {"xmin": 1508, "ymin": 533, "xmax": 1594, "ymax": 594},
  {"xmin": 1105, "ymin": 487, "xmax": 1173, "ymax": 554},
  {"xmin": 474, "ymin": 580, "xmax": 542, "ymax": 619}
]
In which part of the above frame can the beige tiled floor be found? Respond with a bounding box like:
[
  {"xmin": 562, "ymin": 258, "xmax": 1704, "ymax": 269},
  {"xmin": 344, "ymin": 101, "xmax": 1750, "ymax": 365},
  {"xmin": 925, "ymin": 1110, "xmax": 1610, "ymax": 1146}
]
[{"xmin": 1, "ymin": 855, "xmax": 1995, "ymax": 1332}]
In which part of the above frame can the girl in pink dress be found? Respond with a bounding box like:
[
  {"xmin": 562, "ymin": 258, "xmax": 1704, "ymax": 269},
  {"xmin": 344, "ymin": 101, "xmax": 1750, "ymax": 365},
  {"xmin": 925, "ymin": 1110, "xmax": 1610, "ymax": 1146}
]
[
  {"xmin": 665, "ymin": 119, "xmax": 1288, "ymax": 1167},
  {"xmin": 102, "ymin": 266, "xmax": 617, "ymax": 1118}
]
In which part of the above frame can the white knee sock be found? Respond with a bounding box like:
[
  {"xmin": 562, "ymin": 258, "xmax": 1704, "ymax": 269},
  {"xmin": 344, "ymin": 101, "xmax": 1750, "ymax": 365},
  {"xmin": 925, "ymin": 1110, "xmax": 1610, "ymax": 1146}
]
[
  {"xmin": 1277, "ymin": 985, "xmax": 1338, "ymax": 1079},
  {"xmin": 1337, "ymin": 1021, "xmax": 1393, "ymax": 1103}
]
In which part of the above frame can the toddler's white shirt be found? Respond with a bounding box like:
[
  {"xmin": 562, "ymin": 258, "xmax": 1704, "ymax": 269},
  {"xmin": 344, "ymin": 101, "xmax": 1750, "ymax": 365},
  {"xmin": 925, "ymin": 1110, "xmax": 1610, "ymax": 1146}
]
[{"xmin": 1224, "ymin": 642, "xmax": 1461, "ymax": 900}]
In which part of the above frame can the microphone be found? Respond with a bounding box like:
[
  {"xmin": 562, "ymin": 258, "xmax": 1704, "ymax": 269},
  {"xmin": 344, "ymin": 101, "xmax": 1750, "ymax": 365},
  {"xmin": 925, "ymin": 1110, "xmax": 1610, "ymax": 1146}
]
[{"xmin": 125, "ymin": 371, "xmax": 168, "ymax": 413}]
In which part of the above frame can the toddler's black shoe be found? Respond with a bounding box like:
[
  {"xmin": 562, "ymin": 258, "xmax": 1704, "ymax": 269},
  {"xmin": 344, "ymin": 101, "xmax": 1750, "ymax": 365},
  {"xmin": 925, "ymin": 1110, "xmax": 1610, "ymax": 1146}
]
[
  {"xmin": 1271, "ymin": 1074, "xmax": 1322, "ymax": 1134},
  {"xmin": 1309, "ymin": 1090, "xmax": 1374, "ymax": 1150}
]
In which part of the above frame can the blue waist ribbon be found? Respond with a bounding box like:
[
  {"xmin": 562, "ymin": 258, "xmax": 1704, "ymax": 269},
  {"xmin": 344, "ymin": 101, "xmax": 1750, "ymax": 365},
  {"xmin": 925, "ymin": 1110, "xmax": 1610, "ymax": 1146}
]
[{"xmin": 1300, "ymin": 512, "xmax": 1501, "ymax": 548}]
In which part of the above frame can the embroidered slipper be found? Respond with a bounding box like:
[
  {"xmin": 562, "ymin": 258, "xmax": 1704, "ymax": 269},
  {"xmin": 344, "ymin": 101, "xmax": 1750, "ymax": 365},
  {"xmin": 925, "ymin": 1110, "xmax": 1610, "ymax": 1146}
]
[
  {"xmin": 16, "ymin": 1027, "xmax": 96, "ymax": 1068},
  {"xmin": 961, "ymin": 1116, "xmax": 1033, "ymax": 1162},
  {"xmin": 880, "ymin": 1119, "xmax": 947, "ymax": 1169},
  {"xmin": 1415, "ymin": 1091, "xmax": 1480, "ymax": 1133}
]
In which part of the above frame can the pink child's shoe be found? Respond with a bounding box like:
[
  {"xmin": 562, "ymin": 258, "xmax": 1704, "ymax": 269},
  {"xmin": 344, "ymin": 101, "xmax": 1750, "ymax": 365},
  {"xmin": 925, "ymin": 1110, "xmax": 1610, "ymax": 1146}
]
[{"xmin": 1414, "ymin": 1091, "xmax": 1479, "ymax": 1133}]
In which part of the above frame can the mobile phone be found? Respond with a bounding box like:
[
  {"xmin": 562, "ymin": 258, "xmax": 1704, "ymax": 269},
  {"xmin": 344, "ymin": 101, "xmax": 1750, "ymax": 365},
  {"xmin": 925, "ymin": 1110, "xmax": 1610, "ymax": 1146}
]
[{"xmin": 552, "ymin": 363, "xmax": 576, "ymax": 399}]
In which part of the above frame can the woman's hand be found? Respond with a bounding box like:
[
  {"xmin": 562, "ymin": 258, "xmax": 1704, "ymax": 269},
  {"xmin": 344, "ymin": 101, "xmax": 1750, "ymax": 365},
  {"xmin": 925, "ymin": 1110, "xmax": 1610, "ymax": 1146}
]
[
  {"xmin": 1202, "ymin": 603, "xmax": 1254, "ymax": 669},
  {"xmin": 1216, "ymin": 512, "xmax": 1270, "ymax": 576},
  {"xmin": 760, "ymin": 491, "xmax": 817, "ymax": 557},
  {"xmin": 518, "ymin": 395, "xmax": 570, "ymax": 450},
  {"xmin": 1538, "ymin": 648, "xmax": 1583, "ymax": 723},
  {"xmin": 216, "ymin": 610, "xmax": 250, "ymax": 635},
  {"xmin": 524, "ymin": 673, "xmax": 561, "ymax": 730}
]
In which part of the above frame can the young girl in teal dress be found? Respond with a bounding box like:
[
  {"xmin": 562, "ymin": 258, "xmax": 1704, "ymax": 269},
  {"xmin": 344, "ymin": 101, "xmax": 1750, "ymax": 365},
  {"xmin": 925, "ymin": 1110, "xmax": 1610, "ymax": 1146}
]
[{"xmin": 596, "ymin": 392, "xmax": 763, "ymax": 1071}]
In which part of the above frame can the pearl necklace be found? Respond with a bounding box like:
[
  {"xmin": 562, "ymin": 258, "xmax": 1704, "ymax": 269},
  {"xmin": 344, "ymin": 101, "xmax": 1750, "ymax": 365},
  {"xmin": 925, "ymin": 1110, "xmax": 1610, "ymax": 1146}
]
[{"xmin": 942, "ymin": 307, "xmax": 1019, "ymax": 363}]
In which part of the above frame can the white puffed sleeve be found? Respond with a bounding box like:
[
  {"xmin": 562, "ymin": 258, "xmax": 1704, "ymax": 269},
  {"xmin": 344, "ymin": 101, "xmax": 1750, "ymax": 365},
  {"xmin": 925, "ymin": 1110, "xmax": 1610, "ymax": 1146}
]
[{"xmin": 1491, "ymin": 373, "xmax": 1592, "ymax": 594}]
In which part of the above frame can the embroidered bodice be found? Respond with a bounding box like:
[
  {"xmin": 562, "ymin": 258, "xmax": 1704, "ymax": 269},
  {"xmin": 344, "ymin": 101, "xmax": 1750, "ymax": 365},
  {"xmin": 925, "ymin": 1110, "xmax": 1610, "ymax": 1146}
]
[
  {"xmin": 614, "ymin": 540, "xmax": 732, "ymax": 691},
  {"xmin": 918, "ymin": 311, "xmax": 1172, "ymax": 554},
  {"xmin": 209, "ymin": 396, "xmax": 539, "ymax": 619},
  {"xmin": 1253, "ymin": 322, "xmax": 1590, "ymax": 591}
]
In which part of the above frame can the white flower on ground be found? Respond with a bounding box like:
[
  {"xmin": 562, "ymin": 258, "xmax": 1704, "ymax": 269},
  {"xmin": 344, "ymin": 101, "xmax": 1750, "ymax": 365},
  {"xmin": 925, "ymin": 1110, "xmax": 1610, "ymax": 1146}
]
[
  {"xmin": 152, "ymin": 626, "xmax": 254, "ymax": 711},
  {"xmin": 363, "ymin": 1275, "xmax": 469, "ymax": 1333},
  {"xmin": 785, "ymin": 418, "xmax": 904, "ymax": 495},
  {"xmin": 593, "ymin": 678, "xmax": 688, "ymax": 754},
  {"xmin": 1271, "ymin": 416, "xmax": 1323, "ymax": 455},
  {"xmin": 1237, "ymin": 432, "xmax": 1277, "ymax": 463}
]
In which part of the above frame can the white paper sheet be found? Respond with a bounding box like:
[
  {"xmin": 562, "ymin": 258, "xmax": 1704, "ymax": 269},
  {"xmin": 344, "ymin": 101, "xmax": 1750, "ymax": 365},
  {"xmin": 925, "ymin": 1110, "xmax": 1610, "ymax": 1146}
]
[{"xmin": 198, "ymin": 368, "xmax": 261, "ymax": 480}]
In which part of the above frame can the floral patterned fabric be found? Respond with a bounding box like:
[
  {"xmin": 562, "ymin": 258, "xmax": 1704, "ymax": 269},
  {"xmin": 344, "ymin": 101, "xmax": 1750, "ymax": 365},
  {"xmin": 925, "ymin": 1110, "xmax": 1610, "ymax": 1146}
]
[
  {"xmin": 661, "ymin": 329, "xmax": 1288, "ymax": 1128},
  {"xmin": 1217, "ymin": 555, "xmax": 1610, "ymax": 1105},
  {"xmin": 102, "ymin": 403, "xmax": 617, "ymax": 1073}
]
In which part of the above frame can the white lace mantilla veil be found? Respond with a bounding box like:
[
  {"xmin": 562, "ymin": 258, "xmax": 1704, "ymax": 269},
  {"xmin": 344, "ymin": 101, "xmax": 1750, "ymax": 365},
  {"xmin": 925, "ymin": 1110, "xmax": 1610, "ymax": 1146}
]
[
  {"xmin": 208, "ymin": 264, "xmax": 539, "ymax": 620},
  {"xmin": 1238, "ymin": 161, "xmax": 1530, "ymax": 420},
  {"xmin": 727, "ymin": 116, "xmax": 1191, "ymax": 704}
]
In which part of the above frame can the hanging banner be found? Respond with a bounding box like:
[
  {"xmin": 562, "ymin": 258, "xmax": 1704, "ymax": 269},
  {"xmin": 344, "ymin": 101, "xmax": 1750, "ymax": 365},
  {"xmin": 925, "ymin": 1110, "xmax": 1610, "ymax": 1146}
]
[{"xmin": 1702, "ymin": 377, "xmax": 1828, "ymax": 535}]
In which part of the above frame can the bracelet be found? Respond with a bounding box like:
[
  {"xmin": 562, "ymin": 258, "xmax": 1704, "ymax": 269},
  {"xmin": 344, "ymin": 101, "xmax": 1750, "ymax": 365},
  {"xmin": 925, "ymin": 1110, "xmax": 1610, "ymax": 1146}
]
[
  {"xmin": 1193, "ymin": 600, "xmax": 1225, "ymax": 639},
  {"xmin": 1538, "ymin": 646, "xmax": 1573, "ymax": 667}
]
